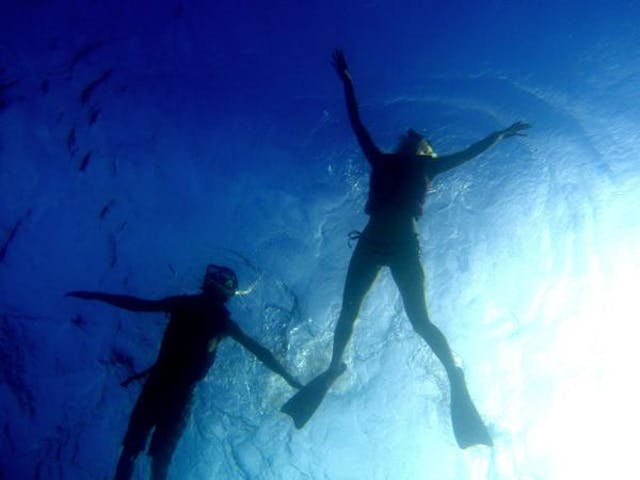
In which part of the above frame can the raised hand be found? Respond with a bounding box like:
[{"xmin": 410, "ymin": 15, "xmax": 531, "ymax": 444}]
[
  {"xmin": 331, "ymin": 49, "xmax": 351, "ymax": 82},
  {"xmin": 65, "ymin": 290, "xmax": 93, "ymax": 299},
  {"xmin": 500, "ymin": 121, "xmax": 531, "ymax": 138}
]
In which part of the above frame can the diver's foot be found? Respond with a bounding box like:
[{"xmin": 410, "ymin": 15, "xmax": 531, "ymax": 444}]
[
  {"xmin": 449, "ymin": 367, "xmax": 493, "ymax": 449},
  {"xmin": 281, "ymin": 362, "xmax": 347, "ymax": 429}
]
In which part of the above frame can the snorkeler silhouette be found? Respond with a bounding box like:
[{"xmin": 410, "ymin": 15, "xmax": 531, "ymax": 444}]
[
  {"xmin": 281, "ymin": 50, "xmax": 530, "ymax": 448},
  {"xmin": 67, "ymin": 264, "xmax": 301, "ymax": 480}
]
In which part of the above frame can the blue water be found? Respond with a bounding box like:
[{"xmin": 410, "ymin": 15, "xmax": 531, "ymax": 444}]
[{"xmin": 2, "ymin": 1, "xmax": 640, "ymax": 479}]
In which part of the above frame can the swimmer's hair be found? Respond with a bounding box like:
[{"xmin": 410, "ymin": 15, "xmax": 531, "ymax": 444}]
[{"xmin": 396, "ymin": 129, "xmax": 436, "ymax": 156}]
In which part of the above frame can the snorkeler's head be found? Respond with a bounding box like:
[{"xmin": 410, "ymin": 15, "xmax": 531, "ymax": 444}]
[
  {"xmin": 202, "ymin": 264, "xmax": 238, "ymax": 298},
  {"xmin": 396, "ymin": 129, "xmax": 437, "ymax": 157}
]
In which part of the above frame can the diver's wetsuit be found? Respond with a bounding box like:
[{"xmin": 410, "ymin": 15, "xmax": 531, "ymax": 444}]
[
  {"xmin": 282, "ymin": 50, "xmax": 525, "ymax": 448},
  {"xmin": 328, "ymin": 65, "xmax": 504, "ymax": 377},
  {"xmin": 327, "ymin": 71, "xmax": 477, "ymax": 376},
  {"xmin": 122, "ymin": 295, "xmax": 230, "ymax": 466},
  {"xmin": 66, "ymin": 286, "xmax": 302, "ymax": 479},
  {"xmin": 331, "ymin": 149, "xmax": 460, "ymax": 377},
  {"xmin": 366, "ymin": 152, "xmax": 430, "ymax": 218}
]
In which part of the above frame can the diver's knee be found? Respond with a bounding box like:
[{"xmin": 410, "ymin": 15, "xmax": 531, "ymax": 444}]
[
  {"xmin": 410, "ymin": 317, "xmax": 434, "ymax": 337},
  {"xmin": 336, "ymin": 307, "xmax": 359, "ymax": 329},
  {"xmin": 336, "ymin": 312, "xmax": 356, "ymax": 327}
]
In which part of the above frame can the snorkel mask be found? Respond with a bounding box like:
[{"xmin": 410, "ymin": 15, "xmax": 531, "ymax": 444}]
[
  {"xmin": 399, "ymin": 129, "xmax": 438, "ymax": 157},
  {"xmin": 203, "ymin": 264, "xmax": 238, "ymax": 297}
]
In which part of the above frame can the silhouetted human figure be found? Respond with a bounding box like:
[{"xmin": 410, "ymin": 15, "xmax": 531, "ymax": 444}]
[
  {"xmin": 282, "ymin": 50, "xmax": 530, "ymax": 448},
  {"xmin": 67, "ymin": 264, "xmax": 301, "ymax": 480}
]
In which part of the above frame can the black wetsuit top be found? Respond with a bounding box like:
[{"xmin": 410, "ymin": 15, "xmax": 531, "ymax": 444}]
[
  {"xmin": 340, "ymin": 74, "xmax": 481, "ymax": 220},
  {"xmin": 152, "ymin": 294, "xmax": 231, "ymax": 386},
  {"xmin": 366, "ymin": 152, "xmax": 431, "ymax": 218}
]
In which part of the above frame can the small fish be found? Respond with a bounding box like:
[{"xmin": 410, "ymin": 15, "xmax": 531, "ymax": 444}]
[
  {"xmin": 80, "ymin": 69, "xmax": 113, "ymax": 105},
  {"xmin": 121, "ymin": 367, "xmax": 153, "ymax": 387},
  {"xmin": 88, "ymin": 106, "xmax": 101, "ymax": 125},
  {"xmin": 0, "ymin": 79, "xmax": 19, "ymax": 94},
  {"xmin": 115, "ymin": 221, "xmax": 127, "ymax": 235},
  {"xmin": 78, "ymin": 151, "xmax": 92, "ymax": 171},
  {"xmin": 0, "ymin": 79, "xmax": 18, "ymax": 112},
  {"xmin": 40, "ymin": 79, "xmax": 49, "ymax": 94},
  {"xmin": 71, "ymin": 314, "xmax": 87, "ymax": 329},
  {"xmin": 108, "ymin": 234, "xmax": 117, "ymax": 268},
  {"xmin": 66, "ymin": 127, "xmax": 77, "ymax": 155},
  {"xmin": 0, "ymin": 209, "xmax": 32, "ymax": 263},
  {"xmin": 67, "ymin": 41, "xmax": 103, "ymax": 72},
  {"xmin": 109, "ymin": 346, "xmax": 135, "ymax": 372},
  {"xmin": 98, "ymin": 199, "xmax": 115, "ymax": 219}
]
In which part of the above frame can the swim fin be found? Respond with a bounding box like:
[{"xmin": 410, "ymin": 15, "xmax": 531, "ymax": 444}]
[
  {"xmin": 449, "ymin": 367, "xmax": 493, "ymax": 449},
  {"xmin": 281, "ymin": 362, "xmax": 347, "ymax": 429}
]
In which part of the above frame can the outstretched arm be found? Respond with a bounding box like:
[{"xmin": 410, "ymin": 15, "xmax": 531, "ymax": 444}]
[
  {"xmin": 427, "ymin": 121, "xmax": 531, "ymax": 176},
  {"xmin": 227, "ymin": 322, "xmax": 302, "ymax": 389},
  {"xmin": 65, "ymin": 291, "xmax": 177, "ymax": 312},
  {"xmin": 332, "ymin": 49, "xmax": 381, "ymax": 163}
]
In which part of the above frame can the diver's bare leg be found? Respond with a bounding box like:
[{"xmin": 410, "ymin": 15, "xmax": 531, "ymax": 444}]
[
  {"xmin": 390, "ymin": 247, "xmax": 493, "ymax": 447},
  {"xmin": 389, "ymin": 241, "xmax": 491, "ymax": 446},
  {"xmin": 149, "ymin": 395, "xmax": 189, "ymax": 480},
  {"xmin": 390, "ymin": 254, "xmax": 457, "ymax": 378},
  {"xmin": 329, "ymin": 239, "xmax": 380, "ymax": 371}
]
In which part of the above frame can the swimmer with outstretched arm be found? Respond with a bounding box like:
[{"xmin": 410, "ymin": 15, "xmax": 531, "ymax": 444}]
[
  {"xmin": 281, "ymin": 49, "xmax": 530, "ymax": 448},
  {"xmin": 68, "ymin": 264, "xmax": 302, "ymax": 480}
]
